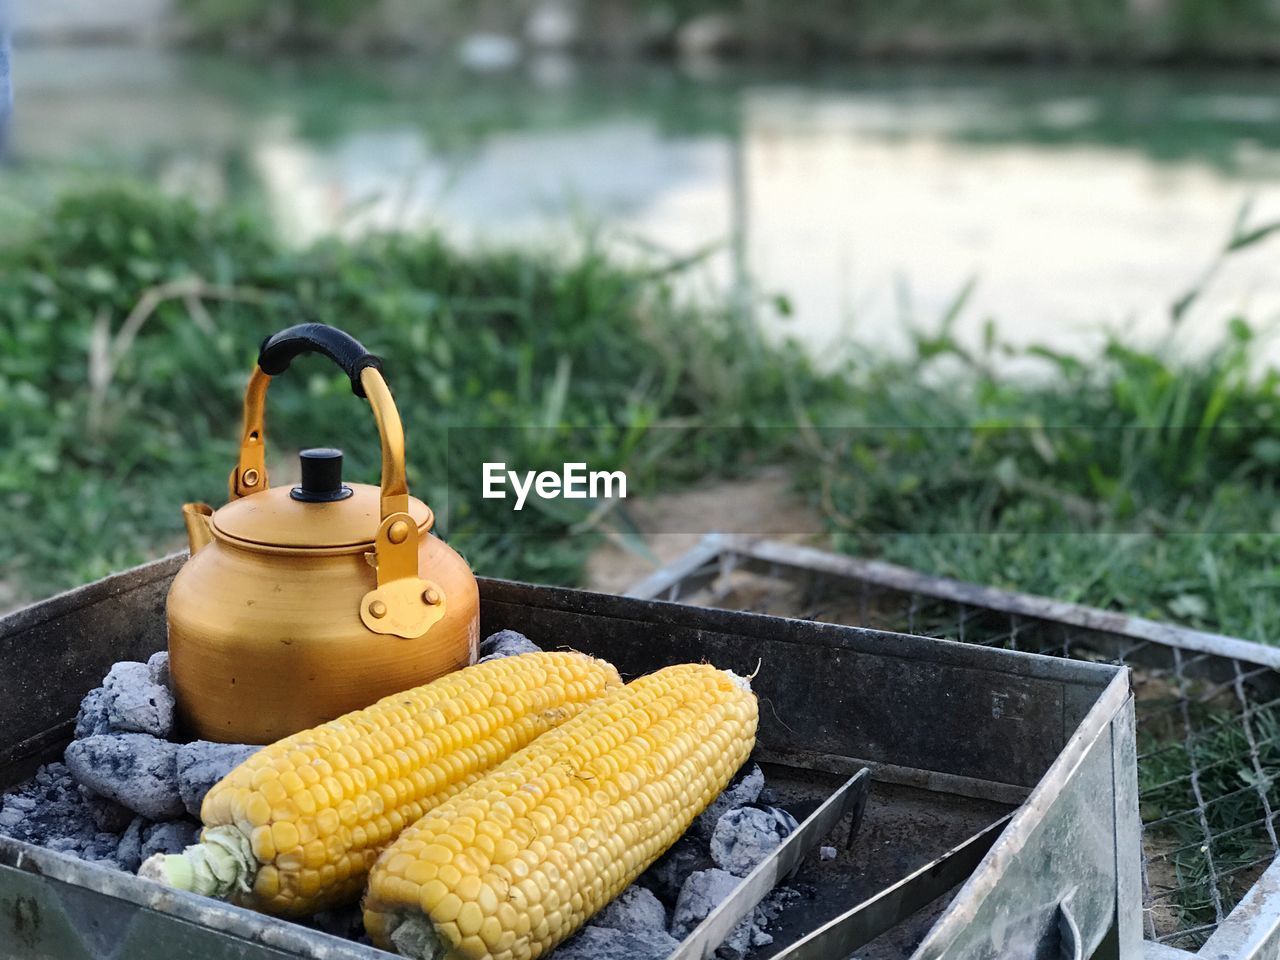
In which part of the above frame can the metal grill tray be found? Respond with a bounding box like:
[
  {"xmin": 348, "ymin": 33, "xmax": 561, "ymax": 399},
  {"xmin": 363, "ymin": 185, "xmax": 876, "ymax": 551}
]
[
  {"xmin": 1, "ymin": 555, "xmax": 1137, "ymax": 959},
  {"xmin": 627, "ymin": 534, "xmax": 1280, "ymax": 959}
]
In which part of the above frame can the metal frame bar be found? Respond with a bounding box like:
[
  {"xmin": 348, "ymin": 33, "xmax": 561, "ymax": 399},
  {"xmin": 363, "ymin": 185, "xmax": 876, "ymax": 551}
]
[
  {"xmin": 628, "ymin": 535, "xmax": 1280, "ymax": 958},
  {"xmin": 671, "ymin": 768, "xmax": 872, "ymax": 960}
]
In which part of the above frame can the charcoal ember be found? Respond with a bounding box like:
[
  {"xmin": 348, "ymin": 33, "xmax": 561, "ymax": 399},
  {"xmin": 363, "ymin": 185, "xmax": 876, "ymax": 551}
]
[
  {"xmin": 146, "ymin": 651, "xmax": 170, "ymax": 687},
  {"xmin": 550, "ymin": 925, "xmax": 678, "ymax": 960},
  {"xmin": 477, "ymin": 629, "xmax": 540, "ymax": 662},
  {"xmin": 75, "ymin": 687, "xmax": 112, "ymax": 739},
  {"xmin": 0, "ymin": 763, "xmax": 100, "ymax": 850},
  {"xmin": 78, "ymin": 784, "xmax": 134, "ymax": 833},
  {"xmin": 636, "ymin": 835, "xmax": 713, "ymax": 907},
  {"xmin": 670, "ymin": 868, "xmax": 752, "ymax": 956},
  {"xmin": 81, "ymin": 831, "xmax": 123, "ymax": 863},
  {"xmin": 103, "ymin": 661, "xmax": 175, "ymax": 738},
  {"xmin": 593, "ymin": 885, "xmax": 668, "ymax": 936},
  {"xmin": 176, "ymin": 741, "xmax": 261, "ymax": 818},
  {"xmin": 709, "ymin": 806, "xmax": 798, "ymax": 877},
  {"xmin": 694, "ymin": 763, "xmax": 764, "ymax": 839},
  {"xmin": 114, "ymin": 817, "xmax": 147, "ymax": 872},
  {"xmin": 141, "ymin": 820, "xmax": 199, "ymax": 859},
  {"xmin": 65, "ymin": 734, "xmax": 183, "ymax": 820}
]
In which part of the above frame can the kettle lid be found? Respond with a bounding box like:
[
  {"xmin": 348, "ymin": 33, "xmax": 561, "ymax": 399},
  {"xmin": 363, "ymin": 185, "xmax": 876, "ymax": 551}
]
[{"xmin": 212, "ymin": 448, "xmax": 433, "ymax": 551}]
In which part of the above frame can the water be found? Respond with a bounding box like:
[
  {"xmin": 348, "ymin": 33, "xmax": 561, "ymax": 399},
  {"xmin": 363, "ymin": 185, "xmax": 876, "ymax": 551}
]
[{"xmin": 9, "ymin": 47, "xmax": 1280, "ymax": 361}]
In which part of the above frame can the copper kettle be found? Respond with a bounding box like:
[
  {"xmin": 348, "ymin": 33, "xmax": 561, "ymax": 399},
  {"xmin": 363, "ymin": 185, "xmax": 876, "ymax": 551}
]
[{"xmin": 167, "ymin": 323, "xmax": 479, "ymax": 744}]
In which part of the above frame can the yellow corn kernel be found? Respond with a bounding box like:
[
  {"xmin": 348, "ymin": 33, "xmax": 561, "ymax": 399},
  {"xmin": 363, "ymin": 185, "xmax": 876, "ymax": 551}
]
[
  {"xmin": 363, "ymin": 663, "xmax": 758, "ymax": 960},
  {"xmin": 139, "ymin": 652, "xmax": 621, "ymax": 916}
]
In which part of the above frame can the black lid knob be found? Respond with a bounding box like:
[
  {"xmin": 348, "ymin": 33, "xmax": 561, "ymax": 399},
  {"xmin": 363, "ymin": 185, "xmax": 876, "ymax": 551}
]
[{"xmin": 291, "ymin": 448, "xmax": 354, "ymax": 503}]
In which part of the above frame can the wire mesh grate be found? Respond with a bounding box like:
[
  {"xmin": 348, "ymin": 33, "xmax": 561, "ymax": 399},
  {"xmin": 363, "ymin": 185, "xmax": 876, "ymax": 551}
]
[{"xmin": 638, "ymin": 543, "xmax": 1280, "ymax": 951}]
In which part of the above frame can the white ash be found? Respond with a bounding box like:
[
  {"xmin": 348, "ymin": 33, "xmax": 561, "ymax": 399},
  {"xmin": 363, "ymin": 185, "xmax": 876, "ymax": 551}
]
[
  {"xmin": 710, "ymin": 806, "xmax": 799, "ymax": 877},
  {"xmin": 103, "ymin": 661, "xmax": 175, "ymax": 738},
  {"xmin": 550, "ymin": 925, "xmax": 679, "ymax": 960},
  {"xmin": 176, "ymin": 741, "xmax": 262, "ymax": 818},
  {"xmin": 694, "ymin": 764, "xmax": 765, "ymax": 839},
  {"xmin": 477, "ymin": 629, "xmax": 541, "ymax": 662},
  {"xmin": 593, "ymin": 886, "xmax": 668, "ymax": 936},
  {"xmin": 74, "ymin": 687, "xmax": 112, "ymax": 739},
  {"xmin": 671, "ymin": 868, "xmax": 754, "ymax": 955},
  {"xmin": 560, "ymin": 886, "xmax": 678, "ymax": 960},
  {"xmin": 146, "ymin": 651, "xmax": 170, "ymax": 687},
  {"xmin": 670, "ymin": 869, "xmax": 800, "ymax": 960},
  {"xmin": 819, "ymin": 845, "xmax": 837, "ymax": 861},
  {"xmin": 65, "ymin": 734, "xmax": 185, "ymax": 821}
]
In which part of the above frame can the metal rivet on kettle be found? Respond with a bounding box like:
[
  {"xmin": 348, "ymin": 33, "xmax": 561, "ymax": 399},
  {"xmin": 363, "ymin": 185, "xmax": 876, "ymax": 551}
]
[
  {"xmin": 242, "ymin": 468, "xmax": 260, "ymax": 487},
  {"xmin": 388, "ymin": 520, "xmax": 410, "ymax": 544},
  {"xmin": 369, "ymin": 600, "xmax": 388, "ymax": 619},
  {"xmin": 423, "ymin": 588, "xmax": 440, "ymax": 605}
]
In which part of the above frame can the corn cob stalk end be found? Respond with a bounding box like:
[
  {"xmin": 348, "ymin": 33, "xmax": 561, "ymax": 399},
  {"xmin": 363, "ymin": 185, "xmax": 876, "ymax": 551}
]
[{"xmin": 138, "ymin": 825, "xmax": 256, "ymax": 899}]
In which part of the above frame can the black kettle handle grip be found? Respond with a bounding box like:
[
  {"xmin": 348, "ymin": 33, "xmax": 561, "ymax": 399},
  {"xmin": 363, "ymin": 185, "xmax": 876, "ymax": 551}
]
[{"xmin": 258, "ymin": 323, "xmax": 384, "ymax": 398}]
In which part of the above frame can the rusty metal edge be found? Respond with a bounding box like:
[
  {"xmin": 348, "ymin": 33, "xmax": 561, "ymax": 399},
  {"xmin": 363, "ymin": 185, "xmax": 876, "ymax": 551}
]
[
  {"xmin": 0, "ymin": 554, "xmax": 186, "ymax": 640},
  {"xmin": 0, "ymin": 837, "xmax": 389, "ymax": 959},
  {"xmin": 668, "ymin": 536, "xmax": 1280, "ymax": 672}
]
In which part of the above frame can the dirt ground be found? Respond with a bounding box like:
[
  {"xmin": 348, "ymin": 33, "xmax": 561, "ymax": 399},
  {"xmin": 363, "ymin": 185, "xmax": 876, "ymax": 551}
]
[{"xmin": 582, "ymin": 466, "xmax": 829, "ymax": 595}]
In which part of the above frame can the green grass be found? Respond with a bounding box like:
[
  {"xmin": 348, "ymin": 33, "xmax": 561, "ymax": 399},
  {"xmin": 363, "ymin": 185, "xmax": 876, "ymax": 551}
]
[
  {"xmin": 804, "ymin": 299, "xmax": 1280, "ymax": 640},
  {"xmin": 1, "ymin": 184, "xmax": 1278, "ymax": 649},
  {"xmin": 0, "ymin": 184, "xmax": 826, "ymax": 599},
  {"xmin": 1139, "ymin": 702, "xmax": 1280, "ymax": 938}
]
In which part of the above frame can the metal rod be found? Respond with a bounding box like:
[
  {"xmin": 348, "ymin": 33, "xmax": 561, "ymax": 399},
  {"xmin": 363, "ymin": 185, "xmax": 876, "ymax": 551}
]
[
  {"xmin": 668, "ymin": 768, "xmax": 872, "ymax": 960},
  {"xmin": 767, "ymin": 814, "xmax": 1012, "ymax": 960}
]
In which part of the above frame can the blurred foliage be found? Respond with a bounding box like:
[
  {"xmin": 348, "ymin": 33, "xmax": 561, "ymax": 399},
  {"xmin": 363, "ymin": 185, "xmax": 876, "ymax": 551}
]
[
  {"xmin": 0, "ymin": 184, "xmax": 822, "ymax": 597},
  {"xmin": 808, "ymin": 291, "xmax": 1280, "ymax": 638},
  {"xmin": 170, "ymin": 0, "xmax": 1280, "ymax": 61},
  {"xmin": 1, "ymin": 185, "xmax": 1277, "ymax": 653}
]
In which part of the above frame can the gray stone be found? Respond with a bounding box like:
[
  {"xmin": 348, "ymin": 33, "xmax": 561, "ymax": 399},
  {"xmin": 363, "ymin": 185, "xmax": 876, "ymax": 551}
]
[
  {"xmin": 637, "ymin": 835, "xmax": 713, "ymax": 907},
  {"xmin": 74, "ymin": 687, "xmax": 111, "ymax": 738},
  {"xmin": 114, "ymin": 817, "xmax": 147, "ymax": 872},
  {"xmin": 141, "ymin": 820, "xmax": 199, "ymax": 859},
  {"xmin": 819, "ymin": 845, "xmax": 837, "ymax": 861},
  {"xmin": 103, "ymin": 661, "xmax": 175, "ymax": 737},
  {"xmin": 709, "ymin": 806, "xmax": 798, "ymax": 877},
  {"xmin": 694, "ymin": 764, "xmax": 764, "ymax": 839},
  {"xmin": 593, "ymin": 885, "xmax": 667, "ymax": 936},
  {"xmin": 478, "ymin": 629, "xmax": 540, "ymax": 662},
  {"xmin": 176, "ymin": 741, "xmax": 261, "ymax": 818},
  {"xmin": 551, "ymin": 925, "xmax": 677, "ymax": 960},
  {"xmin": 65, "ymin": 734, "xmax": 183, "ymax": 820},
  {"xmin": 671, "ymin": 868, "xmax": 751, "ymax": 955},
  {"xmin": 146, "ymin": 650, "xmax": 170, "ymax": 687}
]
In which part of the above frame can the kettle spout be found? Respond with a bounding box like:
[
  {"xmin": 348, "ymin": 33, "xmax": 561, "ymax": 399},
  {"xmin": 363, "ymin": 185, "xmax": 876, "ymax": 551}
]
[{"xmin": 183, "ymin": 503, "xmax": 215, "ymax": 555}]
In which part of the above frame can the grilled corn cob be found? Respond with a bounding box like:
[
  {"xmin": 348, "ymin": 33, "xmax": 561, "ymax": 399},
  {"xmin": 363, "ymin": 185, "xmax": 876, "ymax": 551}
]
[
  {"xmin": 139, "ymin": 651, "xmax": 621, "ymax": 915},
  {"xmin": 363, "ymin": 662, "xmax": 758, "ymax": 960}
]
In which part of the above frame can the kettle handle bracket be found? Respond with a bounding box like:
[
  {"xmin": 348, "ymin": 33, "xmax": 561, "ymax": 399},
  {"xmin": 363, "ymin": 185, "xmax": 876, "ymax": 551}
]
[{"xmin": 359, "ymin": 512, "xmax": 447, "ymax": 639}]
